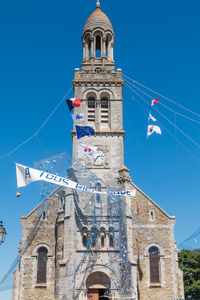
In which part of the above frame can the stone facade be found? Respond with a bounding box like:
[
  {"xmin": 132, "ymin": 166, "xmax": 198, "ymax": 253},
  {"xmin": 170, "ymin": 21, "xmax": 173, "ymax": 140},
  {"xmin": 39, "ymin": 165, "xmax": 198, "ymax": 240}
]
[{"xmin": 12, "ymin": 2, "xmax": 184, "ymax": 300}]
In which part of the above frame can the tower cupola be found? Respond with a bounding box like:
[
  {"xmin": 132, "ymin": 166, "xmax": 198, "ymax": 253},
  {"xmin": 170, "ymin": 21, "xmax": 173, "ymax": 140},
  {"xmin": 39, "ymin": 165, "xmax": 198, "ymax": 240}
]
[{"xmin": 82, "ymin": 1, "xmax": 115, "ymax": 67}]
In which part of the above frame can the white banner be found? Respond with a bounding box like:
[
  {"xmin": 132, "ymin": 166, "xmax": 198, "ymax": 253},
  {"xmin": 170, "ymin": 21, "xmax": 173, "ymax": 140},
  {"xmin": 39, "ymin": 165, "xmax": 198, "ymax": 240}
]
[{"xmin": 16, "ymin": 163, "xmax": 136, "ymax": 197}]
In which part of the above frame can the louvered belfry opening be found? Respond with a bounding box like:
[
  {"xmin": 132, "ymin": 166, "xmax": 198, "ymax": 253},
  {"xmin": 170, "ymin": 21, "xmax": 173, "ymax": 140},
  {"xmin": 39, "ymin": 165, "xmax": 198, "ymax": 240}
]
[
  {"xmin": 88, "ymin": 97, "xmax": 96, "ymax": 123},
  {"xmin": 149, "ymin": 247, "xmax": 160, "ymax": 283},
  {"xmin": 37, "ymin": 247, "xmax": 48, "ymax": 283},
  {"xmin": 101, "ymin": 98, "xmax": 109, "ymax": 124}
]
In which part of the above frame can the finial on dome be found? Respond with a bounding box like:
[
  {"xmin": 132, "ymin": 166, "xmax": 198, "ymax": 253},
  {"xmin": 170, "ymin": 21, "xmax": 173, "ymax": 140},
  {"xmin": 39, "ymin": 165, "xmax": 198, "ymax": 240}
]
[{"xmin": 96, "ymin": 0, "xmax": 100, "ymax": 8}]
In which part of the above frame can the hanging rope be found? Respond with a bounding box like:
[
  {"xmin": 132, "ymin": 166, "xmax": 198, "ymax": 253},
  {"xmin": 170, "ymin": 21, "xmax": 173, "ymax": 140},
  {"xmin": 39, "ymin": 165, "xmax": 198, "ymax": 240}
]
[
  {"xmin": 124, "ymin": 76, "xmax": 200, "ymax": 125},
  {"xmin": 124, "ymin": 79, "xmax": 200, "ymax": 150},
  {"xmin": 123, "ymin": 74, "xmax": 200, "ymax": 119},
  {"xmin": 124, "ymin": 81, "xmax": 200, "ymax": 164},
  {"xmin": 0, "ymin": 86, "xmax": 72, "ymax": 160}
]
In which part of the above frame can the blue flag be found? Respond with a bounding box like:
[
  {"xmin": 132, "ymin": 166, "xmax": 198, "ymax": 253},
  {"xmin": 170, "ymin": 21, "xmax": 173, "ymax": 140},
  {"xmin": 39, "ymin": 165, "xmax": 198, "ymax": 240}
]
[{"xmin": 75, "ymin": 125, "xmax": 95, "ymax": 140}]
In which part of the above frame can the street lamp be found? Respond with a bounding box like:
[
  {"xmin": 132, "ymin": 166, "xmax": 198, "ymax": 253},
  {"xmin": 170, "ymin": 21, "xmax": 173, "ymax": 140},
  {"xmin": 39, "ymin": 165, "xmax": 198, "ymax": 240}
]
[{"xmin": 0, "ymin": 221, "xmax": 7, "ymax": 245}]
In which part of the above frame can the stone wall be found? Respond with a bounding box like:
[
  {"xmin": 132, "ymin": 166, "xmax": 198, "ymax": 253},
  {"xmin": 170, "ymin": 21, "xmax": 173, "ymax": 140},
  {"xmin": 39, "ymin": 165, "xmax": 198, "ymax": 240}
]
[{"xmin": 13, "ymin": 195, "xmax": 59, "ymax": 300}]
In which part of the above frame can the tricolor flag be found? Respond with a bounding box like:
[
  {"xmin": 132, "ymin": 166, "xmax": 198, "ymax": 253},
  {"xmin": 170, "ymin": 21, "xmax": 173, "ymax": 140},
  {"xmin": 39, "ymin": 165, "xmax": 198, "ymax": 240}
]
[
  {"xmin": 150, "ymin": 98, "xmax": 159, "ymax": 107},
  {"xmin": 78, "ymin": 143, "xmax": 98, "ymax": 158},
  {"xmin": 66, "ymin": 98, "xmax": 82, "ymax": 110},
  {"xmin": 148, "ymin": 112, "xmax": 157, "ymax": 122},
  {"xmin": 147, "ymin": 125, "xmax": 162, "ymax": 137},
  {"xmin": 66, "ymin": 98, "xmax": 84, "ymax": 123}
]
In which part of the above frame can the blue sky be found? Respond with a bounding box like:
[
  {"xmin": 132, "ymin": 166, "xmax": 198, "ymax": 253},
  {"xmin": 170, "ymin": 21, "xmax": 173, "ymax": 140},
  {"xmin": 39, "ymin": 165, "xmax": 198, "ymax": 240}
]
[{"xmin": 1, "ymin": 0, "xmax": 200, "ymax": 298}]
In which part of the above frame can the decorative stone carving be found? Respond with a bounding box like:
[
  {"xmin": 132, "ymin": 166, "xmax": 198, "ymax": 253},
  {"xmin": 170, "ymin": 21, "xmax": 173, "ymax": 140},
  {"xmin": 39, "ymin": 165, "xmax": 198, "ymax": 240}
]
[
  {"xmin": 85, "ymin": 144, "xmax": 110, "ymax": 169},
  {"xmin": 117, "ymin": 166, "xmax": 132, "ymax": 184}
]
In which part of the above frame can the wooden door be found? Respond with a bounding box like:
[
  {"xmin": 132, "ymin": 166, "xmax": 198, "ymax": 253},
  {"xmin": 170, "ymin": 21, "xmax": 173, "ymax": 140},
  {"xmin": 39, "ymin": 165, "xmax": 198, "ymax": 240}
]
[{"xmin": 87, "ymin": 288, "xmax": 99, "ymax": 300}]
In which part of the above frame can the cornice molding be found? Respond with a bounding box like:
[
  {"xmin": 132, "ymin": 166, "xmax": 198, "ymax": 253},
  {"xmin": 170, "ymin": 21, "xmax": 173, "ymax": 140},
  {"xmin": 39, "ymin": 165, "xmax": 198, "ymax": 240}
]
[{"xmin": 71, "ymin": 130, "xmax": 125, "ymax": 137}]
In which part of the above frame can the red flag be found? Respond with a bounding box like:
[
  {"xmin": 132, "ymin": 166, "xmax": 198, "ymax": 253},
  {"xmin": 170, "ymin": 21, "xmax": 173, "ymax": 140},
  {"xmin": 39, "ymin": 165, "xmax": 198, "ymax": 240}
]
[
  {"xmin": 151, "ymin": 98, "xmax": 159, "ymax": 107},
  {"xmin": 137, "ymin": 204, "xmax": 140, "ymax": 215}
]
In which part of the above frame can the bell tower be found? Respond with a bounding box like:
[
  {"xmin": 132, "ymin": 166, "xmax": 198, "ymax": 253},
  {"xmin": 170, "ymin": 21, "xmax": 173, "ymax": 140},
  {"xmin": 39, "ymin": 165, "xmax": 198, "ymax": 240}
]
[
  {"xmin": 72, "ymin": 1, "xmax": 125, "ymax": 186},
  {"xmin": 82, "ymin": 0, "xmax": 115, "ymax": 72}
]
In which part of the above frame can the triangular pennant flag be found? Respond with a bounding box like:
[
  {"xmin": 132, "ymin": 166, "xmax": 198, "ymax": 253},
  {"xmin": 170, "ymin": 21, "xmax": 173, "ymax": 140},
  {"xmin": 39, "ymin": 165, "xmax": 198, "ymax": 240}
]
[
  {"xmin": 150, "ymin": 98, "xmax": 159, "ymax": 107},
  {"xmin": 148, "ymin": 112, "xmax": 157, "ymax": 122}
]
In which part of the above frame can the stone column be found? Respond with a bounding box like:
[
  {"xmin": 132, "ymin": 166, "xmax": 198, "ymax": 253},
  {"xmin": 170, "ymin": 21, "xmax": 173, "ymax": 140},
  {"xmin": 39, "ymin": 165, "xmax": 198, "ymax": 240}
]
[
  {"xmin": 82, "ymin": 42, "xmax": 86, "ymax": 61},
  {"xmin": 91, "ymin": 37, "xmax": 95, "ymax": 57},
  {"xmin": 107, "ymin": 40, "xmax": 111, "ymax": 60},
  {"xmin": 96, "ymin": 99, "xmax": 100, "ymax": 130},
  {"xmin": 85, "ymin": 41, "xmax": 89, "ymax": 60},
  {"xmin": 169, "ymin": 218, "xmax": 178, "ymax": 299},
  {"xmin": 102, "ymin": 37, "xmax": 106, "ymax": 57},
  {"xmin": 117, "ymin": 168, "xmax": 138, "ymax": 299},
  {"xmin": 58, "ymin": 192, "xmax": 76, "ymax": 299},
  {"xmin": 110, "ymin": 42, "xmax": 114, "ymax": 61}
]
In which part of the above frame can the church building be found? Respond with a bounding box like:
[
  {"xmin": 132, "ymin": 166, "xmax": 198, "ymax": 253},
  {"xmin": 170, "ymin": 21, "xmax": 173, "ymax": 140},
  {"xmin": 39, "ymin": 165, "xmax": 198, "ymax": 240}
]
[{"xmin": 12, "ymin": 2, "xmax": 184, "ymax": 300}]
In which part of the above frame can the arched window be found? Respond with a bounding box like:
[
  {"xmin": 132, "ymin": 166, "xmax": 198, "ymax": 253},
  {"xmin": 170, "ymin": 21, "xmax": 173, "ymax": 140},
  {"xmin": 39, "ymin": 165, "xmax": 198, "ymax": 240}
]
[
  {"xmin": 105, "ymin": 38, "xmax": 108, "ymax": 56},
  {"xmin": 101, "ymin": 235, "xmax": 105, "ymax": 247},
  {"xmin": 95, "ymin": 183, "xmax": 101, "ymax": 204},
  {"xmin": 88, "ymin": 39, "xmax": 91, "ymax": 57},
  {"xmin": 87, "ymin": 97, "xmax": 95, "ymax": 123},
  {"xmin": 109, "ymin": 227, "xmax": 114, "ymax": 247},
  {"xmin": 37, "ymin": 247, "xmax": 48, "ymax": 283},
  {"xmin": 101, "ymin": 97, "xmax": 109, "ymax": 124},
  {"xmin": 59, "ymin": 197, "xmax": 64, "ymax": 210},
  {"xmin": 95, "ymin": 182, "xmax": 102, "ymax": 191},
  {"xmin": 91, "ymin": 226, "xmax": 98, "ymax": 247},
  {"xmin": 96, "ymin": 35, "xmax": 101, "ymax": 58},
  {"xmin": 100, "ymin": 227, "xmax": 106, "ymax": 248},
  {"xmin": 82, "ymin": 227, "xmax": 88, "ymax": 247},
  {"xmin": 149, "ymin": 247, "xmax": 160, "ymax": 283},
  {"xmin": 150, "ymin": 210, "xmax": 154, "ymax": 221}
]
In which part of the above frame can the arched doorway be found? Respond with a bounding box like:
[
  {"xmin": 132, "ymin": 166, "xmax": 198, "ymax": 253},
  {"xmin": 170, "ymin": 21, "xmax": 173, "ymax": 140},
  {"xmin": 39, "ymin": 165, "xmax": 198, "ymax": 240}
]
[{"xmin": 86, "ymin": 271, "xmax": 111, "ymax": 300}]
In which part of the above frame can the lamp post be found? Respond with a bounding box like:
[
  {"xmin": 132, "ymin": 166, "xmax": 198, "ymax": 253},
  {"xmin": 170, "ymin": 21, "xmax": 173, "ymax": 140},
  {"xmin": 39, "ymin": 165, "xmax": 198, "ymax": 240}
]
[{"xmin": 0, "ymin": 221, "xmax": 7, "ymax": 245}]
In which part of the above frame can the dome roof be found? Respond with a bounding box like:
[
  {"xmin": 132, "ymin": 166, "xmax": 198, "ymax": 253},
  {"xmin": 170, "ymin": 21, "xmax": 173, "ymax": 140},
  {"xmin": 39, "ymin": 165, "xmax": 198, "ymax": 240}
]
[{"xmin": 83, "ymin": 2, "xmax": 114, "ymax": 34}]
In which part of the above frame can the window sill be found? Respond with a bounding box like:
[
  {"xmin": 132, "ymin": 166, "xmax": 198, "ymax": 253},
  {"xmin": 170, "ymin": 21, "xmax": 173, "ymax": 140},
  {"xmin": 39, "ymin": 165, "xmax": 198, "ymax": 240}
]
[
  {"xmin": 150, "ymin": 283, "xmax": 161, "ymax": 288},
  {"xmin": 35, "ymin": 283, "xmax": 47, "ymax": 288},
  {"xmin": 60, "ymin": 259, "xmax": 68, "ymax": 266}
]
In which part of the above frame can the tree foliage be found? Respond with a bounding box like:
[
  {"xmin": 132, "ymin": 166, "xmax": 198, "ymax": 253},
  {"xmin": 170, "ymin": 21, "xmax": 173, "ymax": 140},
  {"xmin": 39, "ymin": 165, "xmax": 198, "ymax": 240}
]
[{"xmin": 178, "ymin": 249, "xmax": 200, "ymax": 300}]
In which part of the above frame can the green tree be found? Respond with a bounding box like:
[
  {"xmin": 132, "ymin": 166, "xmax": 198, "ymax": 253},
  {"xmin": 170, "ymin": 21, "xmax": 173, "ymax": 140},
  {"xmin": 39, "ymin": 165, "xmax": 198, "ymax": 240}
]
[{"xmin": 178, "ymin": 249, "xmax": 200, "ymax": 299}]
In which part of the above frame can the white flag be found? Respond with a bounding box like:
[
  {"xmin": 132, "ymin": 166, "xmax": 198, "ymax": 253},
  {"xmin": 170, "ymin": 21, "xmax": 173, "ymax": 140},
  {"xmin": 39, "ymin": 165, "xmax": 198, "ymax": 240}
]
[
  {"xmin": 147, "ymin": 125, "xmax": 162, "ymax": 137},
  {"xmin": 72, "ymin": 113, "xmax": 85, "ymax": 123},
  {"xmin": 78, "ymin": 143, "xmax": 97, "ymax": 158},
  {"xmin": 148, "ymin": 112, "xmax": 157, "ymax": 122},
  {"xmin": 16, "ymin": 163, "xmax": 136, "ymax": 197}
]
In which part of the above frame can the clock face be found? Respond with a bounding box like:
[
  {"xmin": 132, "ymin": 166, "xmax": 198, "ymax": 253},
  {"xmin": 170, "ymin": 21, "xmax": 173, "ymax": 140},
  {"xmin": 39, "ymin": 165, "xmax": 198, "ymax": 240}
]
[{"xmin": 93, "ymin": 150, "xmax": 105, "ymax": 165}]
